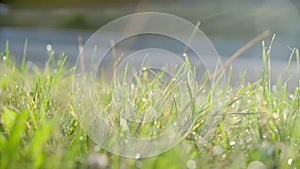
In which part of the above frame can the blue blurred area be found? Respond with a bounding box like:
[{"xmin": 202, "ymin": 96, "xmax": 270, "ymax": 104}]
[
  {"xmin": 0, "ymin": 0, "xmax": 299, "ymax": 87},
  {"xmin": 1, "ymin": 0, "xmax": 299, "ymax": 46}
]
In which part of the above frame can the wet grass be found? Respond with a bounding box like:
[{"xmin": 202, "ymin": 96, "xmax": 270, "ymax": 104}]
[{"xmin": 0, "ymin": 41, "xmax": 299, "ymax": 169}]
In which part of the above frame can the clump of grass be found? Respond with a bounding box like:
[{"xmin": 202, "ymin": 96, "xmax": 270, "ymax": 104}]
[{"xmin": 0, "ymin": 40, "xmax": 299, "ymax": 169}]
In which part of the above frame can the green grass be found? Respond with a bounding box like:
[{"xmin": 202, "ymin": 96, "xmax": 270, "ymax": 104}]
[{"xmin": 0, "ymin": 40, "xmax": 299, "ymax": 169}]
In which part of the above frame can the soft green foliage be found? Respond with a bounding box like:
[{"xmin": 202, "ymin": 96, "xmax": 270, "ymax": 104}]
[{"xmin": 0, "ymin": 41, "xmax": 299, "ymax": 169}]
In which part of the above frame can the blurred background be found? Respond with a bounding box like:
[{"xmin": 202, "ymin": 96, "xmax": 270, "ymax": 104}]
[{"xmin": 0, "ymin": 0, "xmax": 299, "ymax": 86}]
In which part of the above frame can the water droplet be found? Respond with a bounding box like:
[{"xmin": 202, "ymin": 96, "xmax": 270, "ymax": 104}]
[
  {"xmin": 247, "ymin": 161, "xmax": 266, "ymax": 169},
  {"xmin": 2, "ymin": 56, "xmax": 6, "ymax": 61},
  {"xmin": 289, "ymin": 95, "xmax": 294, "ymax": 99},
  {"xmin": 142, "ymin": 98, "xmax": 146, "ymax": 102},
  {"xmin": 213, "ymin": 145, "xmax": 224, "ymax": 156},
  {"xmin": 79, "ymin": 136, "xmax": 83, "ymax": 140},
  {"xmin": 57, "ymin": 60, "xmax": 62, "ymax": 66},
  {"xmin": 229, "ymin": 140, "xmax": 236, "ymax": 146},
  {"xmin": 142, "ymin": 67, "xmax": 147, "ymax": 71},
  {"xmin": 288, "ymin": 158, "xmax": 293, "ymax": 165},
  {"xmin": 135, "ymin": 153, "xmax": 141, "ymax": 159},
  {"xmin": 131, "ymin": 84, "xmax": 135, "ymax": 89},
  {"xmin": 135, "ymin": 160, "xmax": 142, "ymax": 168},
  {"xmin": 172, "ymin": 78, "xmax": 176, "ymax": 82},
  {"xmin": 46, "ymin": 44, "xmax": 52, "ymax": 51},
  {"xmin": 94, "ymin": 146, "xmax": 101, "ymax": 152},
  {"xmin": 186, "ymin": 160, "xmax": 196, "ymax": 169},
  {"xmin": 273, "ymin": 113, "xmax": 279, "ymax": 119},
  {"xmin": 148, "ymin": 91, "xmax": 154, "ymax": 96}
]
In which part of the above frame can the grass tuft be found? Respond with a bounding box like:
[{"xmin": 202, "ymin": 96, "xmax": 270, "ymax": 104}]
[{"xmin": 0, "ymin": 41, "xmax": 299, "ymax": 169}]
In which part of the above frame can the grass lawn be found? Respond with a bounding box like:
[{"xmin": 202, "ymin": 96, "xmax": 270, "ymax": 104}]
[{"xmin": 0, "ymin": 40, "xmax": 299, "ymax": 169}]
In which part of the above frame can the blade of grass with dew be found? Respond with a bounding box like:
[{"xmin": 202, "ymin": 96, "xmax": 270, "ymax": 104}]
[{"xmin": 21, "ymin": 39, "xmax": 28, "ymax": 72}]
